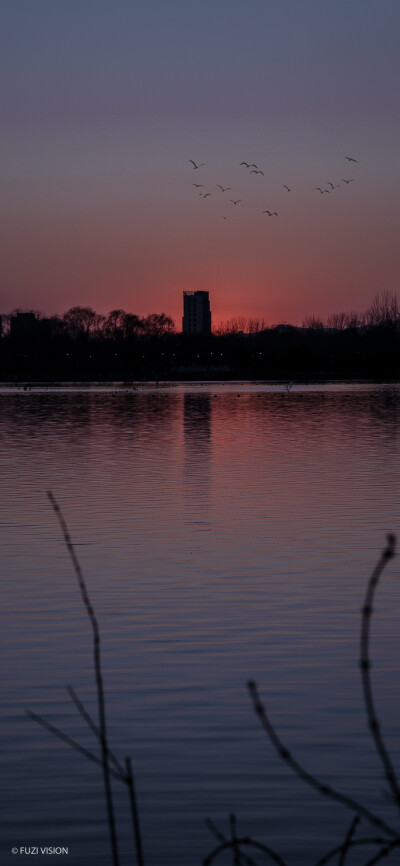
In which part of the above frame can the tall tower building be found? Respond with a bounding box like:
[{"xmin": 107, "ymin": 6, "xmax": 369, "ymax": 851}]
[{"xmin": 182, "ymin": 291, "xmax": 212, "ymax": 335}]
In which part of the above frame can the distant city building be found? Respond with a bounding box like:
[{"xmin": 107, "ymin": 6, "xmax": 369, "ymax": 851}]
[{"xmin": 182, "ymin": 291, "xmax": 212, "ymax": 335}]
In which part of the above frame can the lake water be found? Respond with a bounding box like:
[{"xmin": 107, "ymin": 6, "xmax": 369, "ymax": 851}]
[{"xmin": 1, "ymin": 382, "xmax": 400, "ymax": 865}]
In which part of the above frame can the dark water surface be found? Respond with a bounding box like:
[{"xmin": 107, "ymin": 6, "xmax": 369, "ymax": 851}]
[{"xmin": 1, "ymin": 382, "xmax": 400, "ymax": 865}]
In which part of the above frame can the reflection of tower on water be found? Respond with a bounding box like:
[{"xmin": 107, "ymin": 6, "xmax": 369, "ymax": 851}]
[{"xmin": 183, "ymin": 394, "xmax": 212, "ymax": 529}]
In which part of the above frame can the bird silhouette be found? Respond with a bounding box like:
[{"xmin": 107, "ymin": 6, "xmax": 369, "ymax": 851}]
[
  {"xmin": 345, "ymin": 156, "xmax": 358, "ymax": 163},
  {"xmin": 341, "ymin": 178, "xmax": 354, "ymax": 184},
  {"xmin": 202, "ymin": 193, "xmax": 212, "ymax": 198},
  {"xmin": 192, "ymin": 183, "xmax": 203, "ymax": 188},
  {"xmin": 315, "ymin": 187, "xmax": 324, "ymax": 193},
  {"xmin": 250, "ymin": 169, "xmax": 264, "ymax": 175},
  {"xmin": 231, "ymin": 199, "xmax": 241, "ymax": 205},
  {"xmin": 217, "ymin": 185, "xmax": 231, "ymax": 192},
  {"xmin": 327, "ymin": 182, "xmax": 335, "ymax": 189},
  {"xmin": 189, "ymin": 160, "xmax": 205, "ymax": 169},
  {"xmin": 262, "ymin": 210, "xmax": 278, "ymax": 216},
  {"xmin": 283, "ymin": 185, "xmax": 291, "ymax": 192}
]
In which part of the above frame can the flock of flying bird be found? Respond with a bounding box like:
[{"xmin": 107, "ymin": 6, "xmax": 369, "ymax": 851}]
[{"xmin": 188, "ymin": 156, "xmax": 358, "ymax": 221}]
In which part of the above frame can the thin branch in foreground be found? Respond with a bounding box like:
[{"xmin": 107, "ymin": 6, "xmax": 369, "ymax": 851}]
[
  {"xmin": 205, "ymin": 819, "xmax": 257, "ymax": 866},
  {"xmin": 205, "ymin": 818, "xmax": 226, "ymax": 844},
  {"xmin": 338, "ymin": 816, "xmax": 360, "ymax": 866},
  {"xmin": 364, "ymin": 837, "xmax": 400, "ymax": 865},
  {"xmin": 359, "ymin": 534, "xmax": 399, "ymax": 809},
  {"xmin": 26, "ymin": 710, "xmax": 125, "ymax": 782},
  {"xmin": 203, "ymin": 836, "xmax": 288, "ymax": 866},
  {"xmin": 47, "ymin": 490, "xmax": 120, "ymax": 866},
  {"xmin": 28, "ymin": 708, "xmax": 146, "ymax": 865},
  {"xmin": 125, "ymin": 756, "xmax": 145, "ymax": 866},
  {"xmin": 66, "ymin": 685, "xmax": 125, "ymax": 777},
  {"xmin": 313, "ymin": 835, "xmax": 388, "ymax": 866},
  {"xmin": 247, "ymin": 680, "xmax": 398, "ymax": 839}
]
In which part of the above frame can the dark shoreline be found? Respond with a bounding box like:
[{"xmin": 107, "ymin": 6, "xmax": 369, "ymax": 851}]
[{"xmin": 1, "ymin": 376, "xmax": 399, "ymax": 389}]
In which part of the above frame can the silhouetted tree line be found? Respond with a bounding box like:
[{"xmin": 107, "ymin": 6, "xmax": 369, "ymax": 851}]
[{"xmin": 1, "ymin": 291, "xmax": 399, "ymax": 381}]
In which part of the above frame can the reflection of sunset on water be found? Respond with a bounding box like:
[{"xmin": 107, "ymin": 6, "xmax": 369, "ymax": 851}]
[{"xmin": 2, "ymin": 383, "xmax": 400, "ymax": 861}]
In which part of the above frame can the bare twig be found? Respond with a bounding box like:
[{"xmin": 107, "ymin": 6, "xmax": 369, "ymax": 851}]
[
  {"xmin": 28, "ymin": 709, "xmax": 146, "ymax": 865},
  {"xmin": 313, "ymin": 834, "xmax": 388, "ymax": 866},
  {"xmin": 205, "ymin": 819, "xmax": 257, "ymax": 866},
  {"xmin": 66, "ymin": 685, "xmax": 125, "ymax": 777},
  {"xmin": 203, "ymin": 836, "xmax": 288, "ymax": 866},
  {"xmin": 47, "ymin": 490, "xmax": 120, "ymax": 866},
  {"xmin": 205, "ymin": 818, "xmax": 226, "ymax": 844},
  {"xmin": 125, "ymin": 756, "xmax": 145, "ymax": 866},
  {"xmin": 364, "ymin": 837, "xmax": 400, "ymax": 864},
  {"xmin": 359, "ymin": 535, "xmax": 399, "ymax": 808},
  {"xmin": 247, "ymin": 680, "xmax": 398, "ymax": 838},
  {"xmin": 26, "ymin": 709, "xmax": 125, "ymax": 782},
  {"xmin": 338, "ymin": 816, "xmax": 360, "ymax": 866}
]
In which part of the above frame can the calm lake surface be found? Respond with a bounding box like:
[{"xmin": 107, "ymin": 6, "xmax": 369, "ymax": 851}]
[{"xmin": 1, "ymin": 382, "xmax": 400, "ymax": 865}]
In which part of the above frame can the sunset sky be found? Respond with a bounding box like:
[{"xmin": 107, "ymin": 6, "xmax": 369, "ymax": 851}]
[{"xmin": 1, "ymin": 0, "xmax": 399, "ymax": 327}]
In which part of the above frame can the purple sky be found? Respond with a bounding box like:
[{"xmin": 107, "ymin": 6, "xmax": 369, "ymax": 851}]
[{"xmin": 1, "ymin": 0, "xmax": 399, "ymax": 326}]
